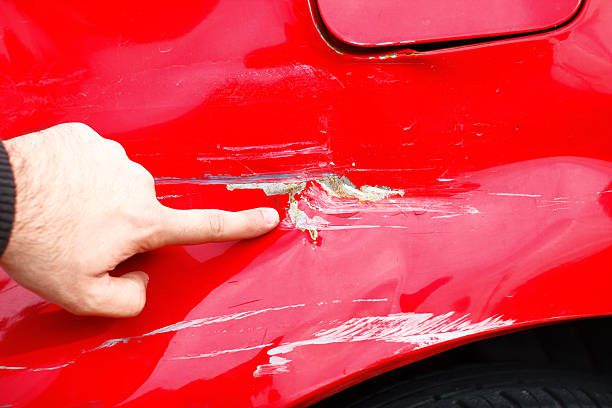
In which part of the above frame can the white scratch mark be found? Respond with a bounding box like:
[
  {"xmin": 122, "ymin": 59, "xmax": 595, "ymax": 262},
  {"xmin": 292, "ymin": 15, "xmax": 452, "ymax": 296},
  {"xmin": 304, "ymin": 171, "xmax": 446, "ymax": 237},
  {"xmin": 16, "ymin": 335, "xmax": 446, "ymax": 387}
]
[
  {"xmin": 303, "ymin": 183, "xmax": 480, "ymax": 217},
  {"xmin": 221, "ymin": 141, "xmax": 320, "ymax": 152},
  {"xmin": 402, "ymin": 122, "xmax": 415, "ymax": 132},
  {"xmin": 432, "ymin": 213, "xmax": 462, "ymax": 219},
  {"xmin": 253, "ymin": 356, "xmax": 291, "ymax": 377},
  {"xmin": 352, "ymin": 298, "xmax": 388, "ymax": 303},
  {"xmin": 32, "ymin": 362, "xmax": 74, "ymax": 372},
  {"xmin": 171, "ymin": 343, "xmax": 274, "ymax": 360},
  {"xmin": 227, "ymin": 182, "xmax": 305, "ymax": 197},
  {"xmin": 96, "ymin": 303, "xmax": 306, "ymax": 349},
  {"xmin": 0, "ymin": 361, "xmax": 76, "ymax": 372},
  {"xmin": 267, "ymin": 312, "xmax": 514, "ymax": 357},
  {"xmin": 488, "ymin": 192, "xmax": 542, "ymax": 198},
  {"xmin": 198, "ymin": 142, "xmax": 330, "ymax": 161},
  {"xmin": 156, "ymin": 194, "xmax": 182, "ymax": 200}
]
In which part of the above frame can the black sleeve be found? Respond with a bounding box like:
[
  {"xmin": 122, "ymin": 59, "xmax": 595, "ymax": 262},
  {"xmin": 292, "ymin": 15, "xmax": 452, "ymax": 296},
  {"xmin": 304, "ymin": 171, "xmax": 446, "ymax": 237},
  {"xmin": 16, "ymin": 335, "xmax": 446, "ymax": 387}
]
[{"xmin": 0, "ymin": 141, "xmax": 15, "ymax": 257}]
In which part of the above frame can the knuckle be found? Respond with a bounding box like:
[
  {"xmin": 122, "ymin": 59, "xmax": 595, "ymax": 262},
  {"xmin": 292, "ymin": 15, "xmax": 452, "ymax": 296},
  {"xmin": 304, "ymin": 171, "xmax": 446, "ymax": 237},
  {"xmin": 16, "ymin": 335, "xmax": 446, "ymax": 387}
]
[
  {"xmin": 206, "ymin": 213, "xmax": 225, "ymax": 240},
  {"xmin": 145, "ymin": 228, "xmax": 165, "ymax": 249},
  {"xmin": 60, "ymin": 122, "xmax": 95, "ymax": 136},
  {"xmin": 122, "ymin": 206, "xmax": 164, "ymax": 249},
  {"xmin": 48, "ymin": 122, "xmax": 100, "ymax": 144},
  {"xmin": 142, "ymin": 170, "xmax": 155, "ymax": 187},
  {"xmin": 135, "ymin": 224, "xmax": 164, "ymax": 251},
  {"xmin": 107, "ymin": 139, "xmax": 127, "ymax": 156},
  {"xmin": 131, "ymin": 162, "xmax": 154, "ymax": 184}
]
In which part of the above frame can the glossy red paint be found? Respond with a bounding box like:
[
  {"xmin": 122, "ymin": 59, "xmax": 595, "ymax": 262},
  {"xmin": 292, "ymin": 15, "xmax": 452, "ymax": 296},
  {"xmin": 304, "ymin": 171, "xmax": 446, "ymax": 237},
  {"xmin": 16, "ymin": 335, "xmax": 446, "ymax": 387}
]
[
  {"xmin": 317, "ymin": 0, "xmax": 584, "ymax": 47},
  {"xmin": 0, "ymin": 0, "xmax": 611, "ymax": 407}
]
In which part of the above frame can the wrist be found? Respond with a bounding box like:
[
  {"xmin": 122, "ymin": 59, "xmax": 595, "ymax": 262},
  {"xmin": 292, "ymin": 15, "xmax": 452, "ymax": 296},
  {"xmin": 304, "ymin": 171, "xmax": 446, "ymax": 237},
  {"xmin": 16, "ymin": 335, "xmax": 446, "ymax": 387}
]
[
  {"xmin": 0, "ymin": 139, "xmax": 16, "ymax": 258},
  {"xmin": 1, "ymin": 135, "xmax": 45, "ymax": 269}
]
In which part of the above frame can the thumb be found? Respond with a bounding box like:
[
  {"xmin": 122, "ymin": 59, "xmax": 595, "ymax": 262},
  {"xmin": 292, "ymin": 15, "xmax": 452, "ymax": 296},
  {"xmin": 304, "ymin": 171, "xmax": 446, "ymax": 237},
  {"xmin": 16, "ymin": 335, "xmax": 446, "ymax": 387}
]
[
  {"xmin": 74, "ymin": 271, "xmax": 149, "ymax": 317},
  {"xmin": 151, "ymin": 207, "xmax": 280, "ymax": 248}
]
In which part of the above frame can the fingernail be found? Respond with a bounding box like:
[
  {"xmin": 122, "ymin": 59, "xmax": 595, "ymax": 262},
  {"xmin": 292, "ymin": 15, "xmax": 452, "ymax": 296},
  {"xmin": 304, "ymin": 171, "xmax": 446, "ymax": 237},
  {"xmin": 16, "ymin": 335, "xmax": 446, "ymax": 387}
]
[{"xmin": 260, "ymin": 208, "xmax": 279, "ymax": 226}]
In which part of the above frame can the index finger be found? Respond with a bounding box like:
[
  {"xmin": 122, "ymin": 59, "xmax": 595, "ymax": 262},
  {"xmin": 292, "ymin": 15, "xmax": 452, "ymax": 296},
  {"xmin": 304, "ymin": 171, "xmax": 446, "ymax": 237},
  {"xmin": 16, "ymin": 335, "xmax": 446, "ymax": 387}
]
[{"xmin": 150, "ymin": 206, "xmax": 280, "ymax": 248}]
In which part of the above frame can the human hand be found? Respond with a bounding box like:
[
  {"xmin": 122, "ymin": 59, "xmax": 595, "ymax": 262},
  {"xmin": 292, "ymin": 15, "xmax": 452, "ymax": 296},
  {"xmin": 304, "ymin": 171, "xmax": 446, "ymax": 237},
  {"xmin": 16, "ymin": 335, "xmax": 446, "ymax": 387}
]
[{"xmin": 0, "ymin": 123, "xmax": 279, "ymax": 317}]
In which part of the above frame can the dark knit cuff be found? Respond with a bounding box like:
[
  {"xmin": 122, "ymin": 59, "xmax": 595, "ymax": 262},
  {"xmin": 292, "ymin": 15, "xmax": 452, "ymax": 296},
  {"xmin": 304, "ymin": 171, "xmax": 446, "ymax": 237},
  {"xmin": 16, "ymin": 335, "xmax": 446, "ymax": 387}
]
[{"xmin": 0, "ymin": 141, "xmax": 15, "ymax": 257}]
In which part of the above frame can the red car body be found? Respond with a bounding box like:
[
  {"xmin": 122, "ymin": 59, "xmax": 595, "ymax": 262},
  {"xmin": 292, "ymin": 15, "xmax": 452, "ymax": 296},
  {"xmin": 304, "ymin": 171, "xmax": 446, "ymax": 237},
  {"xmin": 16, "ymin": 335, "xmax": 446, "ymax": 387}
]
[{"xmin": 0, "ymin": 0, "xmax": 611, "ymax": 406}]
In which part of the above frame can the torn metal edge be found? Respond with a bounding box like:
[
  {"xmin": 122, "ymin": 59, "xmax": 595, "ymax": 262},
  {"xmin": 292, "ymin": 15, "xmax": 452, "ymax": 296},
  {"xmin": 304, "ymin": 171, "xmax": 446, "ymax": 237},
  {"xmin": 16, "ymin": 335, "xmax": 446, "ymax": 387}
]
[{"xmin": 224, "ymin": 174, "xmax": 405, "ymax": 240}]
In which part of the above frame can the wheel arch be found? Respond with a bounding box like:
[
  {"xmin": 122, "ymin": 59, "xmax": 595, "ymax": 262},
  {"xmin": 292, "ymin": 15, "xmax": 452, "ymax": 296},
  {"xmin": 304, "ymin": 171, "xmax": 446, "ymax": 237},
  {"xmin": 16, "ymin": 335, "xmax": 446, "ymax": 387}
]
[{"xmin": 310, "ymin": 316, "xmax": 612, "ymax": 407}]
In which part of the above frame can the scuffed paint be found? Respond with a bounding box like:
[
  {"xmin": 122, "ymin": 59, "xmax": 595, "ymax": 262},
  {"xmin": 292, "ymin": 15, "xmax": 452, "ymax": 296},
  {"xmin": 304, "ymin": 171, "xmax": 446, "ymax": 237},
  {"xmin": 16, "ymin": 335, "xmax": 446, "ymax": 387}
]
[
  {"xmin": 155, "ymin": 172, "xmax": 316, "ymax": 186},
  {"xmin": 489, "ymin": 192, "xmax": 542, "ymax": 198},
  {"xmin": 32, "ymin": 362, "xmax": 74, "ymax": 372},
  {"xmin": 224, "ymin": 179, "xmax": 321, "ymax": 239},
  {"xmin": 287, "ymin": 199, "xmax": 324, "ymax": 241},
  {"xmin": 253, "ymin": 312, "xmax": 515, "ymax": 376},
  {"xmin": 352, "ymin": 298, "xmax": 388, "ymax": 303},
  {"xmin": 0, "ymin": 298, "xmax": 394, "ymax": 373},
  {"xmin": 270, "ymin": 312, "xmax": 514, "ymax": 354},
  {"xmin": 226, "ymin": 173, "xmax": 407, "ymax": 240},
  {"xmin": 217, "ymin": 141, "xmax": 331, "ymax": 160},
  {"xmin": 0, "ymin": 302, "xmax": 514, "ymax": 377},
  {"xmin": 195, "ymin": 140, "xmax": 332, "ymax": 165},
  {"xmin": 96, "ymin": 303, "xmax": 306, "ymax": 349},
  {"xmin": 431, "ymin": 213, "xmax": 463, "ymax": 219},
  {"xmin": 0, "ymin": 365, "xmax": 27, "ymax": 371},
  {"xmin": 227, "ymin": 181, "xmax": 305, "ymax": 197},
  {"xmin": 296, "ymin": 181, "xmax": 482, "ymax": 237},
  {"xmin": 94, "ymin": 298, "xmax": 388, "ymax": 352},
  {"xmin": 171, "ymin": 344, "xmax": 274, "ymax": 361},
  {"xmin": 253, "ymin": 356, "xmax": 291, "ymax": 377},
  {"xmin": 160, "ymin": 171, "xmax": 507, "ymax": 240},
  {"xmin": 301, "ymin": 182, "xmax": 480, "ymax": 216},
  {"xmin": 156, "ymin": 194, "xmax": 182, "ymax": 200},
  {"xmin": 0, "ymin": 362, "xmax": 74, "ymax": 372},
  {"xmin": 0, "ymin": 298, "xmax": 388, "ymax": 372},
  {"xmin": 322, "ymin": 313, "xmax": 511, "ymax": 347},
  {"xmin": 317, "ymin": 175, "xmax": 404, "ymax": 201}
]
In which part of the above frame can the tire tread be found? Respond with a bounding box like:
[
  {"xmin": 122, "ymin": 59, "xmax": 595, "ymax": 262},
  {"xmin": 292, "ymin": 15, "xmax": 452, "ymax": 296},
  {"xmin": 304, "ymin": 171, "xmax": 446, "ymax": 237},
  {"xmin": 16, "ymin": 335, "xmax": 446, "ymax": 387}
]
[{"xmin": 319, "ymin": 366, "xmax": 612, "ymax": 408}]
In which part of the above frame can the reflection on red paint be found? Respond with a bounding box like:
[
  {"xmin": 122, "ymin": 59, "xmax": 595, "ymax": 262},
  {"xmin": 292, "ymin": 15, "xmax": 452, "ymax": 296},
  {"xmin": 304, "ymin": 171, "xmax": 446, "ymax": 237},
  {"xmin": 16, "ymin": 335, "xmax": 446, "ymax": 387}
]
[{"xmin": 0, "ymin": 0, "xmax": 611, "ymax": 406}]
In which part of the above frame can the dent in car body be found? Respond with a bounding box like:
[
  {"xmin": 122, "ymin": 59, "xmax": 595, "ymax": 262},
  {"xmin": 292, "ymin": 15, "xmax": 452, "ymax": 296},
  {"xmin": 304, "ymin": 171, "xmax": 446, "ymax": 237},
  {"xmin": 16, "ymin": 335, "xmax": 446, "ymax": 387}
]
[{"xmin": 226, "ymin": 174, "xmax": 405, "ymax": 240}]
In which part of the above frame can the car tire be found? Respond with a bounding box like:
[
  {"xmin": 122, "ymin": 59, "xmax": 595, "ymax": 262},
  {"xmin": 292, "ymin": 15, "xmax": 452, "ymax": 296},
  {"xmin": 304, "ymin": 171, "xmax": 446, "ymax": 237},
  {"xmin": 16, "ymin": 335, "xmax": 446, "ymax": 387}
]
[{"xmin": 332, "ymin": 365, "xmax": 612, "ymax": 408}]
